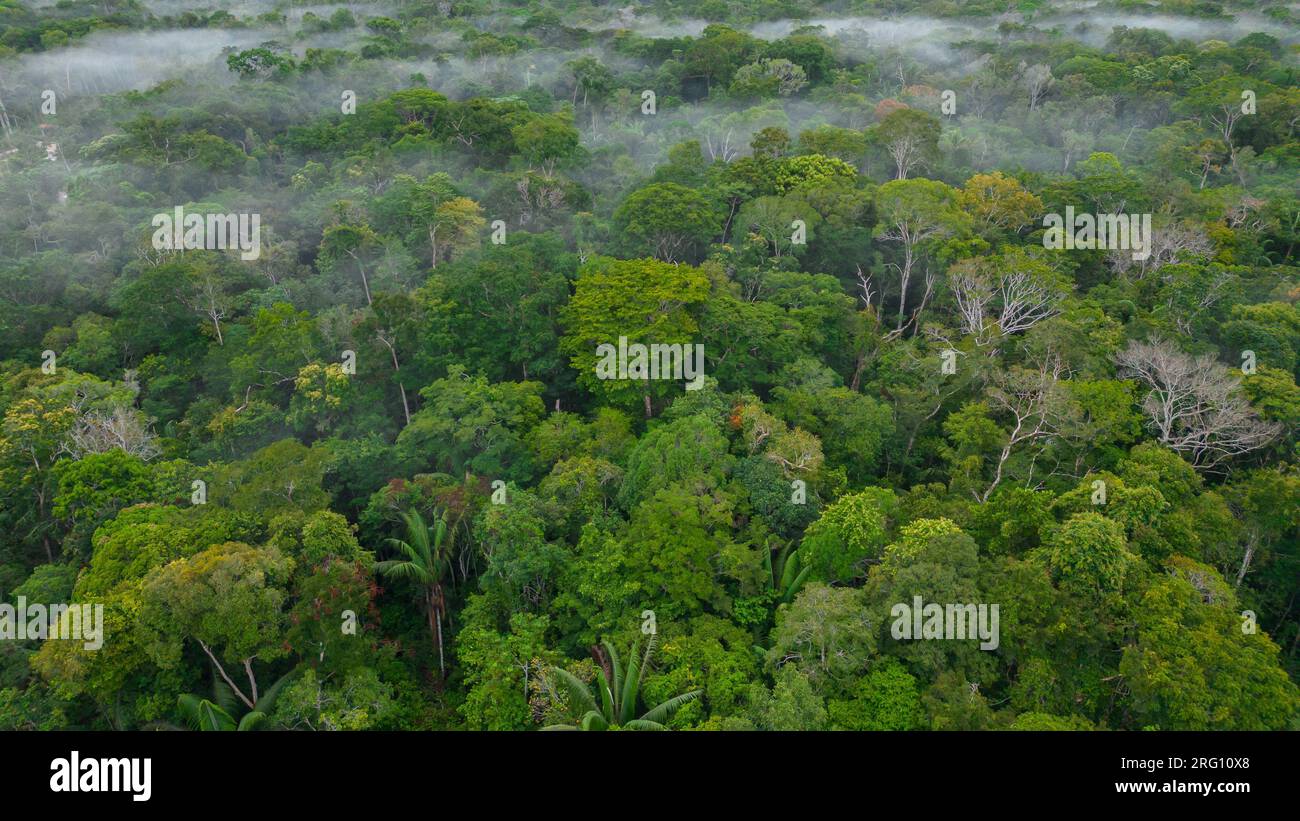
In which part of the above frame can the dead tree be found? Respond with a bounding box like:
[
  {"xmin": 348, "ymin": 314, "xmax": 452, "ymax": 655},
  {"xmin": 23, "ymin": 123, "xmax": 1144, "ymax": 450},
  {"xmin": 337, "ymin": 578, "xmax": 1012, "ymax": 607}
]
[{"xmin": 1115, "ymin": 338, "xmax": 1280, "ymax": 470}]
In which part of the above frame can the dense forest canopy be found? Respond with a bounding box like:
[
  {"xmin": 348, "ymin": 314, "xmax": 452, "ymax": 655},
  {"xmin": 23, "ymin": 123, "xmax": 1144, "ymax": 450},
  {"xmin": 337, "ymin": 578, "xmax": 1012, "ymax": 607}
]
[{"xmin": 0, "ymin": 0, "xmax": 1297, "ymax": 731}]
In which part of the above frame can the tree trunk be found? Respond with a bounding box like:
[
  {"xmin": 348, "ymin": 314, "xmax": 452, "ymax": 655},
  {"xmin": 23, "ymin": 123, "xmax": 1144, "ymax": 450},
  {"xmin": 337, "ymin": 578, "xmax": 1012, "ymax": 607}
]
[
  {"xmin": 198, "ymin": 640, "xmax": 255, "ymax": 710},
  {"xmin": 380, "ymin": 334, "xmax": 412, "ymax": 426},
  {"xmin": 428, "ymin": 586, "xmax": 445, "ymax": 678},
  {"xmin": 244, "ymin": 658, "xmax": 260, "ymax": 705},
  {"xmin": 1235, "ymin": 534, "xmax": 1257, "ymax": 588},
  {"xmin": 896, "ymin": 244, "xmax": 914, "ymax": 331},
  {"xmin": 435, "ymin": 611, "xmax": 445, "ymax": 678},
  {"xmin": 349, "ymin": 250, "xmax": 372, "ymax": 305},
  {"xmin": 849, "ymin": 352, "xmax": 866, "ymax": 392}
]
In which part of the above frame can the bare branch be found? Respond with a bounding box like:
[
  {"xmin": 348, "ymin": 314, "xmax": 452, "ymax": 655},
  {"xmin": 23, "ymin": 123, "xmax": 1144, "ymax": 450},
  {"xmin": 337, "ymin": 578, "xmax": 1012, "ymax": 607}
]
[{"xmin": 1115, "ymin": 338, "xmax": 1280, "ymax": 470}]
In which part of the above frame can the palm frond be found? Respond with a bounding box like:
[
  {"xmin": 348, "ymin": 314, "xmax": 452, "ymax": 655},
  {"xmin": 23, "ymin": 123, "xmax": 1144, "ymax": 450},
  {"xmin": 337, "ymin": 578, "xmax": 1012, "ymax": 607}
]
[
  {"xmin": 400, "ymin": 511, "xmax": 433, "ymax": 566},
  {"xmin": 432, "ymin": 513, "xmax": 448, "ymax": 557},
  {"xmin": 601, "ymin": 638, "xmax": 622, "ymax": 707},
  {"xmin": 177, "ymin": 694, "xmax": 235, "ymax": 731},
  {"xmin": 253, "ymin": 666, "xmax": 300, "ymax": 714},
  {"xmin": 374, "ymin": 559, "xmax": 433, "ymax": 584},
  {"xmin": 176, "ymin": 694, "xmax": 203, "ymax": 730},
  {"xmin": 777, "ymin": 543, "xmax": 798, "ymax": 588},
  {"xmin": 210, "ymin": 672, "xmax": 238, "ymax": 716},
  {"xmin": 580, "ymin": 710, "xmax": 609, "ymax": 731},
  {"xmin": 237, "ymin": 710, "xmax": 268, "ymax": 731},
  {"xmin": 595, "ymin": 668, "xmax": 616, "ymax": 723},
  {"xmin": 380, "ymin": 538, "xmax": 425, "ymax": 568},
  {"xmin": 638, "ymin": 689, "xmax": 702, "ymax": 726},
  {"xmin": 782, "ymin": 565, "xmax": 812, "ymax": 604},
  {"xmin": 622, "ymin": 719, "xmax": 667, "ymax": 731},
  {"xmin": 619, "ymin": 640, "xmax": 641, "ymax": 727},
  {"xmin": 638, "ymin": 634, "xmax": 656, "ymax": 691},
  {"xmin": 546, "ymin": 666, "xmax": 599, "ymax": 717}
]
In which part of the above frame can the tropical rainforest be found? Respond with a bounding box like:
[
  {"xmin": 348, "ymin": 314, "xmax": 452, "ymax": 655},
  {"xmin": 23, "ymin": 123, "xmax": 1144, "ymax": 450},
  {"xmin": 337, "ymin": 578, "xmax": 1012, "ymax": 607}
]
[{"xmin": 0, "ymin": 0, "xmax": 1297, "ymax": 732}]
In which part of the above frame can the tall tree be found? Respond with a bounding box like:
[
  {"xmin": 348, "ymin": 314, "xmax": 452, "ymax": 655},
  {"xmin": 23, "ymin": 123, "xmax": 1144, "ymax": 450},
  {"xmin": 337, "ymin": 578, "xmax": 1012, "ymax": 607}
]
[{"xmin": 376, "ymin": 510, "xmax": 458, "ymax": 679}]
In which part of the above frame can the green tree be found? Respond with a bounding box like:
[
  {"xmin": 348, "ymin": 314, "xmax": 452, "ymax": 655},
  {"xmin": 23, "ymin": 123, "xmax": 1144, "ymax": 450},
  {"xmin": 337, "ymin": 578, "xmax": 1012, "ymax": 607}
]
[
  {"xmin": 138, "ymin": 541, "xmax": 294, "ymax": 713},
  {"xmin": 560, "ymin": 257, "xmax": 710, "ymax": 417},
  {"xmin": 613, "ymin": 184, "xmax": 716, "ymax": 263},
  {"xmin": 800, "ymin": 487, "xmax": 896, "ymax": 583},
  {"xmin": 827, "ymin": 658, "xmax": 925, "ymax": 730},
  {"xmin": 1120, "ymin": 563, "xmax": 1300, "ymax": 730}
]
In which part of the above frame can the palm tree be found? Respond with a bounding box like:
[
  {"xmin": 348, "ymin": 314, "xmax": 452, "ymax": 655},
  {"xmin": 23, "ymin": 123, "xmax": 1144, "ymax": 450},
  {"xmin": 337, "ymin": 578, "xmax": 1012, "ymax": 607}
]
[
  {"xmin": 543, "ymin": 637, "xmax": 701, "ymax": 730},
  {"xmin": 763, "ymin": 535, "xmax": 810, "ymax": 605},
  {"xmin": 376, "ymin": 509, "xmax": 456, "ymax": 678},
  {"xmin": 173, "ymin": 668, "xmax": 298, "ymax": 731}
]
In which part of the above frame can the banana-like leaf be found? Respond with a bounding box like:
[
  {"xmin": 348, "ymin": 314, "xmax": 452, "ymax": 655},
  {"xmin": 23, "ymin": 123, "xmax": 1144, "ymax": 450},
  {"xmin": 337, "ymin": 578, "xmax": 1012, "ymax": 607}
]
[{"xmin": 200, "ymin": 701, "xmax": 235, "ymax": 731}]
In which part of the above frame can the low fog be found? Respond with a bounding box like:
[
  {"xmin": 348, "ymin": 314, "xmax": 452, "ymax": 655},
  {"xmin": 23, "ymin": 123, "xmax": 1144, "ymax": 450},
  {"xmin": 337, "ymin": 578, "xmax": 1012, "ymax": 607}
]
[{"xmin": 1, "ymin": 1, "xmax": 1293, "ymax": 183}]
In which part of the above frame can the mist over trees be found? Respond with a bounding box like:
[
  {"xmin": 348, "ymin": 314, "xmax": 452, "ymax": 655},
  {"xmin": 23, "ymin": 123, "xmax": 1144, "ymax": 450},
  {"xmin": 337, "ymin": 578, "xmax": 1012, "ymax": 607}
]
[{"xmin": 0, "ymin": 0, "xmax": 1297, "ymax": 732}]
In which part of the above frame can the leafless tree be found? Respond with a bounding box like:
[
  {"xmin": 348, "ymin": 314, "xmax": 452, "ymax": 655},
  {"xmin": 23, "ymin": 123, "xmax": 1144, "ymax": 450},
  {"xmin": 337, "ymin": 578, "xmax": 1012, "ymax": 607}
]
[
  {"xmin": 877, "ymin": 209, "xmax": 952, "ymax": 333},
  {"xmin": 705, "ymin": 130, "xmax": 738, "ymax": 163},
  {"xmin": 1115, "ymin": 338, "xmax": 1280, "ymax": 470},
  {"xmin": 949, "ymin": 254, "xmax": 1069, "ymax": 345},
  {"xmin": 856, "ymin": 265, "xmax": 878, "ymax": 312},
  {"xmin": 1108, "ymin": 220, "xmax": 1213, "ymax": 280},
  {"xmin": 1226, "ymin": 195, "xmax": 1268, "ymax": 232},
  {"xmin": 60, "ymin": 405, "xmax": 161, "ymax": 461},
  {"xmin": 885, "ymin": 130, "xmax": 927, "ymax": 180},
  {"xmin": 0, "ymin": 93, "xmax": 14, "ymax": 144},
  {"xmin": 509, "ymin": 172, "xmax": 566, "ymax": 224},
  {"xmin": 176, "ymin": 266, "xmax": 232, "ymax": 346},
  {"xmin": 1204, "ymin": 94, "xmax": 1245, "ymax": 149},
  {"xmin": 950, "ymin": 263, "xmax": 993, "ymax": 341},
  {"xmin": 1020, "ymin": 63, "xmax": 1054, "ymax": 111},
  {"xmin": 1060, "ymin": 129, "xmax": 1094, "ymax": 173},
  {"xmin": 979, "ymin": 353, "xmax": 1072, "ymax": 501}
]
